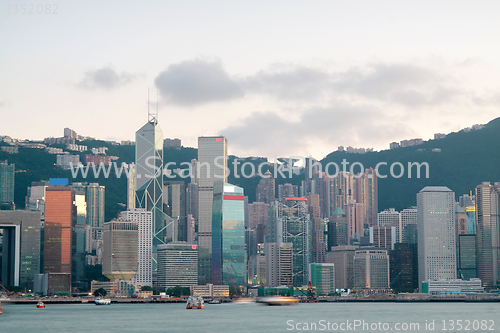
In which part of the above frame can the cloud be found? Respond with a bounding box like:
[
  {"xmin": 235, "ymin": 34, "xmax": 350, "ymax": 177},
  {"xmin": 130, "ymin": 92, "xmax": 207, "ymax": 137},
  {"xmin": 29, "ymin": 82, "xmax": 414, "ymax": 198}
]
[
  {"xmin": 221, "ymin": 103, "xmax": 412, "ymax": 157},
  {"xmin": 241, "ymin": 66, "xmax": 331, "ymax": 100},
  {"xmin": 77, "ymin": 67, "xmax": 138, "ymax": 90},
  {"xmin": 154, "ymin": 59, "xmax": 243, "ymax": 106}
]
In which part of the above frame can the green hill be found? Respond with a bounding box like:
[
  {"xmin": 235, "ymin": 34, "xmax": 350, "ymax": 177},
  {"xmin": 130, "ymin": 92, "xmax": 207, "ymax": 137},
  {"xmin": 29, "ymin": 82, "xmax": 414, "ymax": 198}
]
[{"xmin": 2, "ymin": 117, "xmax": 499, "ymax": 219}]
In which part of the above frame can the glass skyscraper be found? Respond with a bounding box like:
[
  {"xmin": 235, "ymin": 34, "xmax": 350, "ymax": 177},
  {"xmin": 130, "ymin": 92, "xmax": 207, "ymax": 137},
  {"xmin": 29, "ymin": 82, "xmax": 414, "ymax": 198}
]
[
  {"xmin": 211, "ymin": 182, "xmax": 246, "ymax": 288},
  {"xmin": 135, "ymin": 117, "xmax": 169, "ymax": 252},
  {"xmin": 197, "ymin": 136, "xmax": 228, "ymax": 284},
  {"xmin": 0, "ymin": 160, "xmax": 14, "ymax": 206}
]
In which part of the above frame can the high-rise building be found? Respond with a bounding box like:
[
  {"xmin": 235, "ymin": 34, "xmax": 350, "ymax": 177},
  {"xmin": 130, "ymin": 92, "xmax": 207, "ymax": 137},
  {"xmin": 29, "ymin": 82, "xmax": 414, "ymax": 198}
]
[
  {"xmin": 356, "ymin": 168, "xmax": 378, "ymax": 227},
  {"xmin": 102, "ymin": 219, "xmax": 138, "ymax": 281},
  {"xmin": 308, "ymin": 194, "xmax": 325, "ymax": 263},
  {"xmin": 85, "ymin": 183, "xmax": 105, "ymax": 243},
  {"xmin": 328, "ymin": 208, "xmax": 348, "ymax": 249},
  {"xmin": 400, "ymin": 207, "xmax": 417, "ymax": 243},
  {"xmin": 127, "ymin": 165, "xmax": 136, "ymax": 210},
  {"xmin": 135, "ymin": 116, "xmax": 167, "ymax": 253},
  {"xmin": 0, "ymin": 160, "xmax": 14, "ymax": 206},
  {"xmin": 44, "ymin": 187, "xmax": 73, "ymax": 275},
  {"xmin": 267, "ymin": 198, "xmax": 310, "ymax": 286},
  {"xmin": 466, "ymin": 206, "xmax": 476, "ymax": 234},
  {"xmin": 345, "ymin": 200, "xmax": 364, "ymax": 242},
  {"xmin": 157, "ymin": 242, "xmax": 198, "ymax": 290},
  {"xmin": 326, "ymin": 172, "xmax": 356, "ymax": 216},
  {"xmin": 277, "ymin": 183, "xmax": 298, "ymax": 202},
  {"xmin": 211, "ymin": 182, "xmax": 246, "ymax": 288},
  {"xmin": 353, "ymin": 248, "xmax": 389, "ymax": 289},
  {"xmin": 119, "ymin": 209, "xmax": 153, "ymax": 287},
  {"xmin": 247, "ymin": 202, "xmax": 269, "ymax": 230},
  {"xmin": 163, "ymin": 181, "xmax": 187, "ymax": 242},
  {"xmin": 455, "ymin": 205, "xmax": 468, "ymax": 242},
  {"xmin": 0, "ymin": 210, "xmax": 42, "ymax": 288},
  {"xmin": 457, "ymin": 234, "xmax": 477, "ymax": 280},
  {"xmin": 309, "ymin": 263, "xmax": 335, "ymax": 295},
  {"xmin": 378, "ymin": 208, "xmax": 401, "ymax": 243},
  {"xmin": 265, "ymin": 242, "xmax": 293, "ymax": 287},
  {"xmin": 326, "ymin": 245, "xmax": 356, "ymax": 290},
  {"xmin": 256, "ymin": 170, "xmax": 275, "ymax": 204},
  {"xmin": 72, "ymin": 190, "xmax": 87, "ymax": 287},
  {"xmin": 475, "ymin": 182, "xmax": 500, "ymax": 289},
  {"xmin": 197, "ymin": 136, "xmax": 227, "ymax": 284},
  {"xmin": 390, "ymin": 243, "xmax": 415, "ymax": 293},
  {"xmin": 369, "ymin": 226, "xmax": 396, "ymax": 250},
  {"xmin": 417, "ymin": 186, "xmax": 457, "ymax": 289}
]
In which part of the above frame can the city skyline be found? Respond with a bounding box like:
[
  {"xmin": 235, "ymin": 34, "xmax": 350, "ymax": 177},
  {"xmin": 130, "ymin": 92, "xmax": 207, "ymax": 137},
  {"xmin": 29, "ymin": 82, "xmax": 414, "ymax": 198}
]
[{"xmin": 2, "ymin": 1, "xmax": 500, "ymax": 159}]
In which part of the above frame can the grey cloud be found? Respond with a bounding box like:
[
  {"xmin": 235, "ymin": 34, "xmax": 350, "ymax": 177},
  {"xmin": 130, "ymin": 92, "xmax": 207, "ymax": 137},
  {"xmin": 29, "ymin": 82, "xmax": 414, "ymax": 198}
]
[
  {"xmin": 77, "ymin": 67, "xmax": 137, "ymax": 90},
  {"xmin": 154, "ymin": 59, "xmax": 243, "ymax": 106},
  {"xmin": 240, "ymin": 67, "xmax": 331, "ymax": 100},
  {"xmin": 221, "ymin": 104, "xmax": 412, "ymax": 157}
]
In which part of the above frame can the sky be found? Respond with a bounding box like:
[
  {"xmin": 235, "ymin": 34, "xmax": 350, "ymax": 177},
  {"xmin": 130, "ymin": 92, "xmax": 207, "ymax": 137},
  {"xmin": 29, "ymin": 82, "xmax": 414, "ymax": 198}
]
[{"xmin": 1, "ymin": 0, "xmax": 500, "ymax": 160}]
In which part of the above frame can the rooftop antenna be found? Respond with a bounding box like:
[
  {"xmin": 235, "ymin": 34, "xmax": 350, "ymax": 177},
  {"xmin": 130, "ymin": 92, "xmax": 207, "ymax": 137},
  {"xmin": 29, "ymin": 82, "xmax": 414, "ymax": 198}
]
[{"xmin": 148, "ymin": 87, "xmax": 157, "ymax": 124}]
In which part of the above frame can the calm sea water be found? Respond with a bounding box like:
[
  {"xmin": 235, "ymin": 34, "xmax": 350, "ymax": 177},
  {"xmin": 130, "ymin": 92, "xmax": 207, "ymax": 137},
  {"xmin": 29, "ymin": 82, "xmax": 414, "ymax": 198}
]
[{"xmin": 1, "ymin": 302, "xmax": 499, "ymax": 332}]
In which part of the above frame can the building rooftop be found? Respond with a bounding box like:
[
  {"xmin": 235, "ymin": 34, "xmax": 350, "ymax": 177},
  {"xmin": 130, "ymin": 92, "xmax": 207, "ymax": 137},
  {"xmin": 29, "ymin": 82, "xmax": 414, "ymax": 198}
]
[{"xmin": 419, "ymin": 186, "xmax": 452, "ymax": 193}]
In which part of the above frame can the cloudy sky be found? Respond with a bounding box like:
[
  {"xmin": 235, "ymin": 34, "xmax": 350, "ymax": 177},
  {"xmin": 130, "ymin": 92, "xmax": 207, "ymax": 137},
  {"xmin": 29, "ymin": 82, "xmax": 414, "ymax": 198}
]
[{"xmin": 1, "ymin": 1, "xmax": 500, "ymax": 160}]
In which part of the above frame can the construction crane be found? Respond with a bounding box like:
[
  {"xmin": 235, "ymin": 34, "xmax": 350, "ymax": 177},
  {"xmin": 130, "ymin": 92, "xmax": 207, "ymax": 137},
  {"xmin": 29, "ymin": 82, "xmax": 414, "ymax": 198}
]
[
  {"xmin": 112, "ymin": 253, "xmax": 134, "ymax": 297},
  {"xmin": 0, "ymin": 284, "xmax": 13, "ymax": 296},
  {"xmin": 227, "ymin": 266, "xmax": 239, "ymax": 298},
  {"xmin": 390, "ymin": 270, "xmax": 404, "ymax": 288}
]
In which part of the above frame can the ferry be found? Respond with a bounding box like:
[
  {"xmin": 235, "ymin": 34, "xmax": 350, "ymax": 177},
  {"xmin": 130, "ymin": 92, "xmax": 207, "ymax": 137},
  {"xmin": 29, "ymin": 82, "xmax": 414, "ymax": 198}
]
[
  {"xmin": 259, "ymin": 296, "xmax": 299, "ymax": 306},
  {"xmin": 95, "ymin": 297, "xmax": 111, "ymax": 305},
  {"xmin": 186, "ymin": 295, "xmax": 204, "ymax": 309},
  {"xmin": 232, "ymin": 297, "xmax": 256, "ymax": 304},
  {"xmin": 36, "ymin": 301, "xmax": 45, "ymax": 308}
]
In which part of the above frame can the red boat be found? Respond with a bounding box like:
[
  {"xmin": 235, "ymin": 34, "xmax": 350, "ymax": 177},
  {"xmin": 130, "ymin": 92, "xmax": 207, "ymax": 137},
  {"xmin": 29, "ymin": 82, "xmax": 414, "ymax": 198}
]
[{"xmin": 36, "ymin": 301, "xmax": 45, "ymax": 308}]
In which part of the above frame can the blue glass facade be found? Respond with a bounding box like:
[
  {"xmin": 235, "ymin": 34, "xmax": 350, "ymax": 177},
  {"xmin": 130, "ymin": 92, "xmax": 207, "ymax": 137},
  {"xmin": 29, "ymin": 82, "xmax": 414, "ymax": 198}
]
[{"xmin": 212, "ymin": 182, "xmax": 246, "ymax": 289}]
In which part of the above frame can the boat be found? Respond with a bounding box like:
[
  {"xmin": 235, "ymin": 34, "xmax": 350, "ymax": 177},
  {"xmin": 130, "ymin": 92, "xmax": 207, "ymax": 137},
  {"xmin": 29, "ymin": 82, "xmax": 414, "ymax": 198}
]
[
  {"xmin": 232, "ymin": 297, "xmax": 256, "ymax": 304},
  {"xmin": 186, "ymin": 295, "xmax": 204, "ymax": 309},
  {"xmin": 95, "ymin": 297, "xmax": 111, "ymax": 305},
  {"xmin": 208, "ymin": 299, "xmax": 221, "ymax": 304},
  {"xmin": 0, "ymin": 302, "xmax": 3, "ymax": 315},
  {"xmin": 36, "ymin": 301, "xmax": 45, "ymax": 308},
  {"xmin": 259, "ymin": 296, "xmax": 299, "ymax": 306}
]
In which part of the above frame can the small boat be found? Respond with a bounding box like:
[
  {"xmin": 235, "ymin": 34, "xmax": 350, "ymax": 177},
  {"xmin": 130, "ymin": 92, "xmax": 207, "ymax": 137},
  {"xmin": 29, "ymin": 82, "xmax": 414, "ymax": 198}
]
[
  {"xmin": 232, "ymin": 297, "xmax": 256, "ymax": 304},
  {"xmin": 259, "ymin": 296, "xmax": 299, "ymax": 306},
  {"xmin": 36, "ymin": 301, "xmax": 45, "ymax": 308},
  {"xmin": 95, "ymin": 297, "xmax": 111, "ymax": 305},
  {"xmin": 186, "ymin": 295, "xmax": 204, "ymax": 309},
  {"xmin": 208, "ymin": 299, "xmax": 221, "ymax": 304}
]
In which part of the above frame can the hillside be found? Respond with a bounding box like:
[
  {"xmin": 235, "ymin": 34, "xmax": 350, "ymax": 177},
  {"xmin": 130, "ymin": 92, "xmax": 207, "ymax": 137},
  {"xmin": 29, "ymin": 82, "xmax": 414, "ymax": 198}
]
[{"xmin": 2, "ymin": 117, "xmax": 499, "ymax": 219}]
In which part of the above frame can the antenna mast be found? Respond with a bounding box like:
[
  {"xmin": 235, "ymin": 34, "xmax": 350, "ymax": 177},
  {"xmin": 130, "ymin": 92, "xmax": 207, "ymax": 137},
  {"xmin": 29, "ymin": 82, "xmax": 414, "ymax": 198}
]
[{"xmin": 148, "ymin": 87, "xmax": 158, "ymax": 124}]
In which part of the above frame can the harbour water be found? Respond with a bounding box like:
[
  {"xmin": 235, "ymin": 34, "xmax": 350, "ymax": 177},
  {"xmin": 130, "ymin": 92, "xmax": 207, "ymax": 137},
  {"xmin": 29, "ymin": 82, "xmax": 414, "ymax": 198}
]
[{"xmin": 0, "ymin": 302, "xmax": 499, "ymax": 332}]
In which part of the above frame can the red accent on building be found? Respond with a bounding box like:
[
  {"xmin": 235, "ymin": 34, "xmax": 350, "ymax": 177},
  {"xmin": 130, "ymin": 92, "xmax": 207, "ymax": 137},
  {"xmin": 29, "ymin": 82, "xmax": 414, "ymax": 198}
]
[
  {"xmin": 191, "ymin": 245, "xmax": 197, "ymax": 250},
  {"xmin": 285, "ymin": 197, "xmax": 307, "ymax": 201},
  {"xmin": 216, "ymin": 138, "xmax": 222, "ymax": 142},
  {"xmin": 223, "ymin": 194, "xmax": 244, "ymax": 201}
]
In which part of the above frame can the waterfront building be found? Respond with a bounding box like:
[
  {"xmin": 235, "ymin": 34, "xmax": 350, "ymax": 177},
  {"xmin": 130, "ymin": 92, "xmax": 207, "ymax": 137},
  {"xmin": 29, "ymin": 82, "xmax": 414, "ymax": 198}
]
[
  {"xmin": 417, "ymin": 186, "xmax": 457, "ymax": 289},
  {"xmin": 157, "ymin": 242, "xmax": 198, "ymax": 290},
  {"xmin": 475, "ymin": 182, "xmax": 500, "ymax": 289},
  {"xmin": 457, "ymin": 234, "xmax": 477, "ymax": 280},
  {"xmin": 309, "ymin": 263, "xmax": 335, "ymax": 295},
  {"xmin": 211, "ymin": 182, "xmax": 246, "ymax": 288},
  {"xmin": 265, "ymin": 242, "xmax": 293, "ymax": 287},
  {"xmin": 326, "ymin": 245, "xmax": 356, "ymax": 290},
  {"xmin": 422, "ymin": 278, "xmax": 484, "ymax": 295},
  {"xmin": 0, "ymin": 210, "xmax": 42, "ymax": 288},
  {"xmin": 44, "ymin": 186, "xmax": 73, "ymax": 275},
  {"xmin": 390, "ymin": 243, "xmax": 415, "ymax": 293},
  {"xmin": 353, "ymin": 248, "xmax": 389, "ymax": 289},
  {"xmin": 102, "ymin": 219, "xmax": 138, "ymax": 282},
  {"xmin": 197, "ymin": 136, "xmax": 228, "ymax": 284},
  {"xmin": 119, "ymin": 209, "xmax": 152, "ymax": 287}
]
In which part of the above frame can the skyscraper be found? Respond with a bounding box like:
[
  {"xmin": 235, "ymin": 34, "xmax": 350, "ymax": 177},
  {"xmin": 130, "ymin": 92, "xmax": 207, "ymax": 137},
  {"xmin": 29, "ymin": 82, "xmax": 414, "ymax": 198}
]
[
  {"xmin": 102, "ymin": 219, "xmax": 138, "ymax": 281},
  {"xmin": 356, "ymin": 168, "xmax": 378, "ymax": 227},
  {"xmin": 308, "ymin": 194, "xmax": 325, "ymax": 263},
  {"xmin": 400, "ymin": 207, "xmax": 417, "ymax": 243},
  {"xmin": 163, "ymin": 181, "xmax": 187, "ymax": 242},
  {"xmin": 197, "ymin": 136, "xmax": 227, "ymax": 284},
  {"xmin": 120, "ymin": 209, "xmax": 153, "ymax": 287},
  {"xmin": 417, "ymin": 186, "xmax": 457, "ymax": 289},
  {"xmin": 44, "ymin": 187, "xmax": 73, "ymax": 275},
  {"xmin": 211, "ymin": 182, "xmax": 246, "ymax": 288},
  {"xmin": 457, "ymin": 234, "xmax": 477, "ymax": 280},
  {"xmin": 390, "ymin": 243, "xmax": 414, "ymax": 293},
  {"xmin": 345, "ymin": 200, "xmax": 364, "ymax": 242},
  {"xmin": 256, "ymin": 170, "xmax": 275, "ymax": 203},
  {"xmin": 309, "ymin": 263, "xmax": 335, "ymax": 295},
  {"xmin": 0, "ymin": 160, "xmax": 14, "ymax": 207},
  {"xmin": 328, "ymin": 207, "xmax": 348, "ymax": 249},
  {"xmin": 278, "ymin": 183, "xmax": 298, "ymax": 201},
  {"xmin": 475, "ymin": 182, "xmax": 500, "ymax": 289},
  {"xmin": 135, "ymin": 116, "xmax": 167, "ymax": 252},
  {"xmin": 378, "ymin": 208, "xmax": 402, "ymax": 243},
  {"xmin": 326, "ymin": 245, "xmax": 356, "ymax": 290},
  {"xmin": 157, "ymin": 242, "xmax": 198, "ymax": 290},
  {"xmin": 265, "ymin": 242, "xmax": 293, "ymax": 287},
  {"xmin": 354, "ymin": 248, "xmax": 389, "ymax": 289}
]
